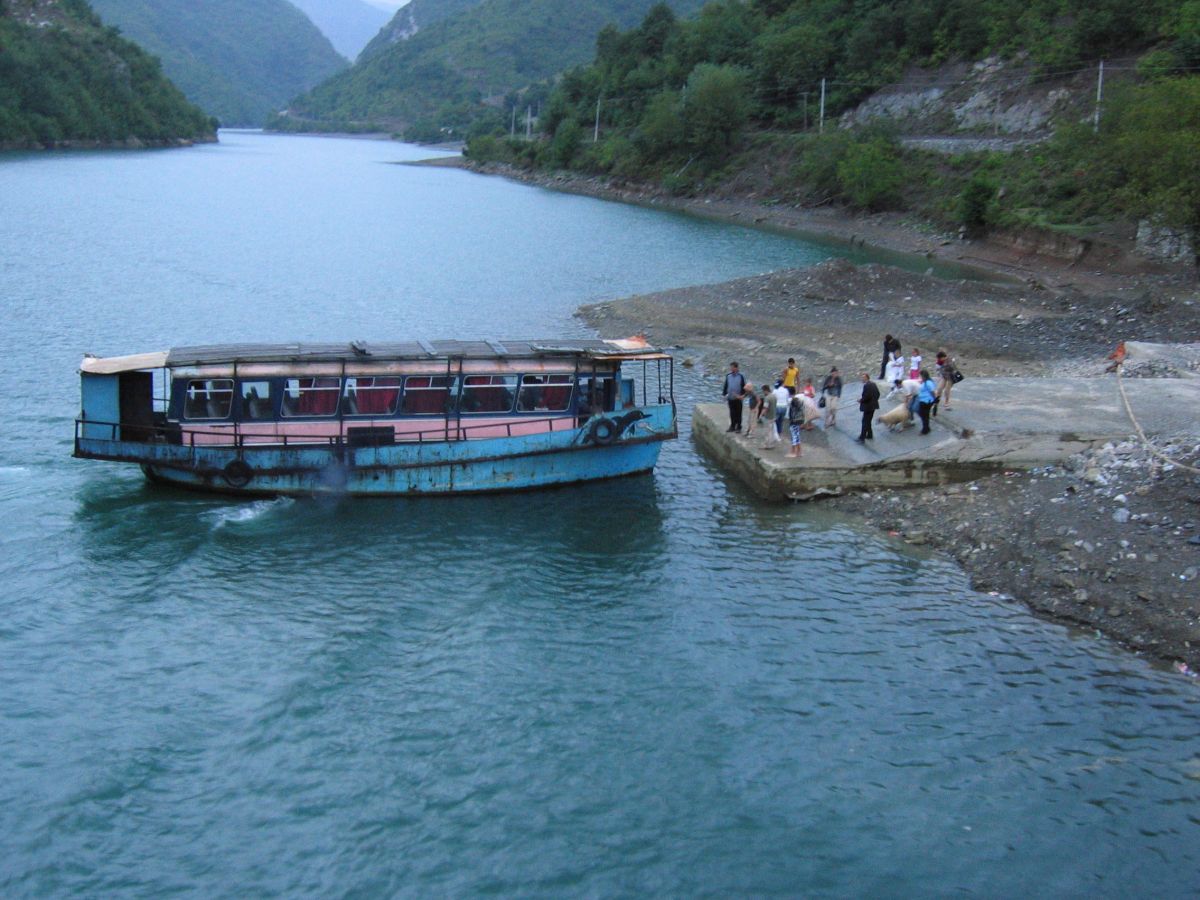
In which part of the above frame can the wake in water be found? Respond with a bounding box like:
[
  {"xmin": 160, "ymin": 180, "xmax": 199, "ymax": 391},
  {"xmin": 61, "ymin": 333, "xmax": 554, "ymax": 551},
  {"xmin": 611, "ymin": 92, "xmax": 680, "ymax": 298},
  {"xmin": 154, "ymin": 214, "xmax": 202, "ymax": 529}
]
[{"xmin": 205, "ymin": 497, "xmax": 295, "ymax": 530}]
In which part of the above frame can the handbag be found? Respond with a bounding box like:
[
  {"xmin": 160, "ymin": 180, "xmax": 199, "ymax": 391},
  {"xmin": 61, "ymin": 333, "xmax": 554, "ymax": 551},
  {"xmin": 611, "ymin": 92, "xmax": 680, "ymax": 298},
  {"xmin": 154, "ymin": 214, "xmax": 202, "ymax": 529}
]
[
  {"xmin": 818, "ymin": 396, "xmax": 826, "ymax": 408},
  {"xmin": 952, "ymin": 370, "xmax": 965, "ymax": 383}
]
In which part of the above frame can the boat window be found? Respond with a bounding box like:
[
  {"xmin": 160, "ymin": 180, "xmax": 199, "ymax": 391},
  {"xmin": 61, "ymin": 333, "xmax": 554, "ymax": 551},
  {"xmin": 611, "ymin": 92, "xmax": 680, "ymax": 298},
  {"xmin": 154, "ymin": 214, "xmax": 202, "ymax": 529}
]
[
  {"xmin": 461, "ymin": 375, "xmax": 517, "ymax": 413},
  {"xmin": 402, "ymin": 375, "xmax": 457, "ymax": 415},
  {"xmin": 343, "ymin": 376, "xmax": 401, "ymax": 416},
  {"xmin": 183, "ymin": 379, "xmax": 233, "ymax": 419},
  {"xmin": 239, "ymin": 380, "xmax": 273, "ymax": 420},
  {"xmin": 576, "ymin": 375, "xmax": 615, "ymax": 414},
  {"xmin": 516, "ymin": 374, "xmax": 573, "ymax": 412},
  {"xmin": 281, "ymin": 377, "xmax": 340, "ymax": 417}
]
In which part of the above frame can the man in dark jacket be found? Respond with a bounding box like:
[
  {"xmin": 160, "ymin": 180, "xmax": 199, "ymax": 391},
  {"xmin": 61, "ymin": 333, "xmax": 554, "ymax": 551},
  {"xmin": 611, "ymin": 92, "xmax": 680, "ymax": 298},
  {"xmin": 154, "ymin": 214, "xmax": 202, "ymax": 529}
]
[
  {"xmin": 856, "ymin": 371, "xmax": 879, "ymax": 442},
  {"xmin": 880, "ymin": 334, "xmax": 901, "ymax": 380},
  {"xmin": 722, "ymin": 361, "xmax": 746, "ymax": 432}
]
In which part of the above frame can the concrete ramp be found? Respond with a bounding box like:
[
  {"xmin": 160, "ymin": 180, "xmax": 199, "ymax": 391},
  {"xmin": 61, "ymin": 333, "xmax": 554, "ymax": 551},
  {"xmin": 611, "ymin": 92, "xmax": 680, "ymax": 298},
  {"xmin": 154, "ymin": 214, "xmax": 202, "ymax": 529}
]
[{"xmin": 693, "ymin": 376, "xmax": 1200, "ymax": 500}]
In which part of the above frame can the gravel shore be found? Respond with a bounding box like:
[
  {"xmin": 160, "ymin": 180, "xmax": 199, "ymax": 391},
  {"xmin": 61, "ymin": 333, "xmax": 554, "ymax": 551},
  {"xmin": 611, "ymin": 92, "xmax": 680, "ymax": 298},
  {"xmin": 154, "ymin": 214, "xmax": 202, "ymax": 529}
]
[
  {"xmin": 578, "ymin": 261, "xmax": 1200, "ymax": 672},
  {"xmin": 470, "ymin": 175, "xmax": 1193, "ymax": 677},
  {"xmin": 457, "ymin": 159, "xmax": 1200, "ymax": 671}
]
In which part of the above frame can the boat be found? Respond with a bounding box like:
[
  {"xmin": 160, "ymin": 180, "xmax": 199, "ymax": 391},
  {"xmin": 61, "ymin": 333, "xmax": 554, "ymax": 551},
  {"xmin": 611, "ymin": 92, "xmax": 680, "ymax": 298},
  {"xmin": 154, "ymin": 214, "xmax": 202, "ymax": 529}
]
[{"xmin": 74, "ymin": 338, "xmax": 677, "ymax": 496}]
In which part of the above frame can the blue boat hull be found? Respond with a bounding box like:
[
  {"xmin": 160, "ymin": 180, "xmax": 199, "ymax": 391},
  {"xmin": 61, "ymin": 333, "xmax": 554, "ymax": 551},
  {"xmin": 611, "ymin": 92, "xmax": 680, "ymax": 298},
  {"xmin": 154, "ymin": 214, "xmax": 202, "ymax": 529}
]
[{"xmin": 76, "ymin": 406, "xmax": 675, "ymax": 497}]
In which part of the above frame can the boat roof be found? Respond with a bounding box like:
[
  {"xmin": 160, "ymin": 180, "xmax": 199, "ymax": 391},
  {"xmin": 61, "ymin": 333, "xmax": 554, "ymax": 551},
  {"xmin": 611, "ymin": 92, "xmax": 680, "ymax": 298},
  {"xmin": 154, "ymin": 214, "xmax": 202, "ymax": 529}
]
[{"xmin": 80, "ymin": 338, "xmax": 670, "ymax": 374}]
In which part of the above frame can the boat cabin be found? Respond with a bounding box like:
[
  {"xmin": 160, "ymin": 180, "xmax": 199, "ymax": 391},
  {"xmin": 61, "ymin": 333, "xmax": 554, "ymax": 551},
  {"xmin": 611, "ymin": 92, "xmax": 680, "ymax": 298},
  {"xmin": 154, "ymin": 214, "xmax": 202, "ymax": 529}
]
[{"xmin": 78, "ymin": 339, "xmax": 674, "ymax": 449}]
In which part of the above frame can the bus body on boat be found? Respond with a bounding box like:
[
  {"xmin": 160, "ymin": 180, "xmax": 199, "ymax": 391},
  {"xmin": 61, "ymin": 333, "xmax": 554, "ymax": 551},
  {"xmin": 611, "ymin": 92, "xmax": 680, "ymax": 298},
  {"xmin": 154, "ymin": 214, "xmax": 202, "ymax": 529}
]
[{"xmin": 74, "ymin": 339, "xmax": 677, "ymax": 496}]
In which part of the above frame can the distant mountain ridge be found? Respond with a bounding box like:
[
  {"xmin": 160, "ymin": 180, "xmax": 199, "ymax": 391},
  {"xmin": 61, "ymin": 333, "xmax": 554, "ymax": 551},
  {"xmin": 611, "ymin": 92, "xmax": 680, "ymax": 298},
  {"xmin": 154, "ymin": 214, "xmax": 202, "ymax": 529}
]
[
  {"xmin": 357, "ymin": 0, "xmax": 483, "ymax": 60},
  {"xmin": 89, "ymin": 0, "xmax": 347, "ymax": 126},
  {"xmin": 287, "ymin": 0, "xmax": 390, "ymax": 60},
  {"xmin": 0, "ymin": 0, "xmax": 215, "ymax": 148},
  {"xmin": 282, "ymin": 0, "xmax": 705, "ymax": 132}
]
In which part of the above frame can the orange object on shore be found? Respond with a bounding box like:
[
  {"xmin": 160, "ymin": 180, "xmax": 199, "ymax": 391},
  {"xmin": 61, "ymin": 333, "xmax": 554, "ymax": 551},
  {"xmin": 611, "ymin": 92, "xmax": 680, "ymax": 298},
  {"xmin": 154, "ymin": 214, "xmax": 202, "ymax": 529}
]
[{"xmin": 1105, "ymin": 341, "xmax": 1126, "ymax": 372}]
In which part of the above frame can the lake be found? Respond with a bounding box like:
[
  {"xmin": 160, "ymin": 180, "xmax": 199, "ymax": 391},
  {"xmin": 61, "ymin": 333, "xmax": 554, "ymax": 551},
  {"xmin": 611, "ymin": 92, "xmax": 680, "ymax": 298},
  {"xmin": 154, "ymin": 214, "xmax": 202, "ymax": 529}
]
[{"xmin": 0, "ymin": 131, "xmax": 1197, "ymax": 897}]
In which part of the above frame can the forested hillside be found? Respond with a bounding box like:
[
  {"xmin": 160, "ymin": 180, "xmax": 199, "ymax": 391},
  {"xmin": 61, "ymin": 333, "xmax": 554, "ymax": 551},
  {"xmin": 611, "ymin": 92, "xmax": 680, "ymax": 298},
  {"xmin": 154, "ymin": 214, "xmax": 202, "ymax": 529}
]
[
  {"xmin": 276, "ymin": 0, "xmax": 706, "ymax": 138},
  {"xmin": 0, "ymin": 0, "xmax": 215, "ymax": 148},
  {"xmin": 466, "ymin": 0, "xmax": 1200, "ymax": 257},
  {"xmin": 89, "ymin": 0, "xmax": 347, "ymax": 126},
  {"xmin": 357, "ymin": 0, "xmax": 484, "ymax": 61},
  {"xmin": 287, "ymin": 0, "xmax": 390, "ymax": 60}
]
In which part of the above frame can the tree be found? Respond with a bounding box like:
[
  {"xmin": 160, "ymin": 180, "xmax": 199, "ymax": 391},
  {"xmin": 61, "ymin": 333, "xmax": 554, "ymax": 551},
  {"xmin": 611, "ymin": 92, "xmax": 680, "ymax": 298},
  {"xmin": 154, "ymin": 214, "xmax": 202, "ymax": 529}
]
[
  {"xmin": 682, "ymin": 63, "xmax": 749, "ymax": 158},
  {"xmin": 635, "ymin": 90, "xmax": 684, "ymax": 161},
  {"xmin": 546, "ymin": 117, "xmax": 583, "ymax": 169},
  {"xmin": 1106, "ymin": 77, "xmax": 1200, "ymax": 243},
  {"xmin": 753, "ymin": 24, "xmax": 833, "ymax": 115}
]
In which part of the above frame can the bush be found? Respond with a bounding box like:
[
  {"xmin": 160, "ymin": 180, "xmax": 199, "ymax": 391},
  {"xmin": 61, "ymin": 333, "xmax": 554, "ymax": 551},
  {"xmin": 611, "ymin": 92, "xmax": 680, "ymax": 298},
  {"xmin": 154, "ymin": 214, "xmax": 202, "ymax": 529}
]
[
  {"xmin": 958, "ymin": 173, "xmax": 996, "ymax": 236},
  {"xmin": 836, "ymin": 138, "xmax": 903, "ymax": 210},
  {"xmin": 464, "ymin": 134, "xmax": 506, "ymax": 162}
]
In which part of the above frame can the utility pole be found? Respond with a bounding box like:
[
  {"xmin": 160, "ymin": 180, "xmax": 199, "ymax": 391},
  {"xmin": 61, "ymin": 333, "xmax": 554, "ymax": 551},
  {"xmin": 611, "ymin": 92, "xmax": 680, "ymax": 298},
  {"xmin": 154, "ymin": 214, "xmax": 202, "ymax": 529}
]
[
  {"xmin": 510, "ymin": 105, "xmax": 517, "ymax": 137},
  {"xmin": 1093, "ymin": 60, "xmax": 1105, "ymax": 133},
  {"xmin": 594, "ymin": 96, "xmax": 602, "ymax": 142},
  {"xmin": 525, "ymin": 105, "xmax": 532, "ymax": 140},
  {"xmin": 819, "ymin": 78, "xmax": 826, "ymax": 134}
]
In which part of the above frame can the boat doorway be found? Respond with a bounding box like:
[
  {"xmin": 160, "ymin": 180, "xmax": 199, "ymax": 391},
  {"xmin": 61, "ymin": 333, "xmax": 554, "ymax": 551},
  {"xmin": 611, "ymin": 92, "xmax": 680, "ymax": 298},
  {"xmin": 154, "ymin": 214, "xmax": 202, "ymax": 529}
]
[{"xmin": 118, "ymin": 371, "xmax": 155, "ymax": 443}]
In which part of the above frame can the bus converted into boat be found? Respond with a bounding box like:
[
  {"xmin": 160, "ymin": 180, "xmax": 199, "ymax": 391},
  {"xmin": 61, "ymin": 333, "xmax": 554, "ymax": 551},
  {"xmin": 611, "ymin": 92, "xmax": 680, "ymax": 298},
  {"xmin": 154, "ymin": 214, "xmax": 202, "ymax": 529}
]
[{"xmin": 74, "ymin": 339, "xmax": 676, "ymax": 496}]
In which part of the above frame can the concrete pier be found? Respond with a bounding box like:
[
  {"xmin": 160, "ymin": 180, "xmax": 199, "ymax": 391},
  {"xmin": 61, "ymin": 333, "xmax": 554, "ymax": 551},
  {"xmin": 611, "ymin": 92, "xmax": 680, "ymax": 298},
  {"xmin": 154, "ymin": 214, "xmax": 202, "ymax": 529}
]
[{"xmin": 693, "ymin": 376, "xmax": 1200, "ymax": 501}]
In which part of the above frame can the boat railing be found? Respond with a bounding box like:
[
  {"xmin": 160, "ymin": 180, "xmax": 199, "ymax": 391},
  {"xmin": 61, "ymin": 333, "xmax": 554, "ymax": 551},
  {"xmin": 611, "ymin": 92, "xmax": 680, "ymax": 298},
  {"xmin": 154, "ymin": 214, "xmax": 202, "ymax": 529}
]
[{"xmin": 74, "ymin": 413, "xmax": 598, "ymax": 450}]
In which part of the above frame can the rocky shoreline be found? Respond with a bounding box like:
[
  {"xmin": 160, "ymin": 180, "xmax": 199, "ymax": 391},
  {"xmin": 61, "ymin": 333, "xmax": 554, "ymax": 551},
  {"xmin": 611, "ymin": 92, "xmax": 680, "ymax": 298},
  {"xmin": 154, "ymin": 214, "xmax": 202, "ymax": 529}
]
[
  {"xmin": 0, "ymin": 135, "xmax": 218, "ymax": 152},
  {"xmin": 576, "ymin": 260, "xmax": 1200, "ymax": 673},
  {"xmin": 461, "ymin": 165, "xmax": 1197, "ymax": 676},
  {"xmin": 455, "ymin": 158, "xmax": 1200, "ymax": 672}
]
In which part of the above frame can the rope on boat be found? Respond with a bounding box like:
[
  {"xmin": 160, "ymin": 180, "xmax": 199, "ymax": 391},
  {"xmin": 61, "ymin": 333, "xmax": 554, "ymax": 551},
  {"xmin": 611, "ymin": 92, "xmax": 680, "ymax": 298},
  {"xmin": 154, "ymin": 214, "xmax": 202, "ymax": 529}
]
[{"xmin": 1114, "ymin": 359, "xmax": 1200, "ymax": 477}]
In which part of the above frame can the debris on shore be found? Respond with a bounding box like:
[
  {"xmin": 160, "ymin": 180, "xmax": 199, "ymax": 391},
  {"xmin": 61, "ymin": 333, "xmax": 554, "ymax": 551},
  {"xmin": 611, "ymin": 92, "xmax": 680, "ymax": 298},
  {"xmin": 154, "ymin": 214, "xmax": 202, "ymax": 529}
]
[{"xmin": 833, "ymin": 438, "xmax": 1200, "ymax": 670}]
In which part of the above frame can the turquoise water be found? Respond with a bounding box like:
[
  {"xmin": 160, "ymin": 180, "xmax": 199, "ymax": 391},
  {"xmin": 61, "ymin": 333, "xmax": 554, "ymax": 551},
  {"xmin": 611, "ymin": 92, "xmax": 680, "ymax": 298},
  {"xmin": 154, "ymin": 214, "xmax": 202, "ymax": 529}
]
[{"xmin": 1, "ymin": 132, "xmax": 1197, "ymax": 896}]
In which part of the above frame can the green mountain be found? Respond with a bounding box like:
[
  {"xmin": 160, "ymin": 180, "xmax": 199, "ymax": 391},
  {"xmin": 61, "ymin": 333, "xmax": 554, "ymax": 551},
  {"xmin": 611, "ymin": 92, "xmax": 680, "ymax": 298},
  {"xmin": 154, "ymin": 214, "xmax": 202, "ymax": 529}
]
[
  {"xmin": 468, "ymin": 0, "xmax": 1200, "ymax": 255},
  {"xmin": 0, "ymin": 0, "xmax": 215, "ymax": 148},
  {"xmin": 357, "ymin": 0, "xmax": 483, "ymax": 60},
  {"xmin": 279, "ymin": 0, "xmax": 706, "ymax": 134},
  {"xmin": 287, "ymin": 0, "xmax": 390, "ymax": 61},
  {"xmin": 89, "ymin": 0, "xmax": 348, "ymax": 126}
]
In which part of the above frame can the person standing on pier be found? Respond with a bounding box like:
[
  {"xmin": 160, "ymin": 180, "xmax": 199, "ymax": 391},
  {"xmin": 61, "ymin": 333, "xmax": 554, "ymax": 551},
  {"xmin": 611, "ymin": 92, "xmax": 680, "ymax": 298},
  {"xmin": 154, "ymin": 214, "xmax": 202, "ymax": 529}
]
[
  {"xmin": 909, "ymin": 348, "xmax": 923, "ymax": 381},
  {"xmin": 743, "ymin": 383, "xmax": 758, "ymax": 438},
  {"xmin": 856, "ymin": 372, "xmax": 879, "ymax": 442},
  {"xmin": 759, "ymin": 385, "xmax": 780, "ymax": 449},
  {"xmin": 880, "ymin": 335, "xmax": 900, "ymax": 380},
  {"xmin": 917, "ymin": 369, "xmax": 937, "ymax": 434},
  {"xmin": 934, "ymin": 349, "xmax": 958, "ymax": 412},
  {"xmin": 781, "ymin": 358, "xmax": 799, "ymax": 393},
  {"xmin": 723, "ymin": 362, "xmax": 746, "ymax": 432},
  {"xmin": 885, "ymin": 348, "xmax": 906, "ymax": 384},
  {"xmin": 820, "ymin": 367, "xmax": 842, "ymax": 427},
  {"xmin": 787, "ymin": 392, "xmax": 805, "ymax": 458},
  {"xmin": 772, "ymin": 382, "xmax": 790, "ymax": 444}
]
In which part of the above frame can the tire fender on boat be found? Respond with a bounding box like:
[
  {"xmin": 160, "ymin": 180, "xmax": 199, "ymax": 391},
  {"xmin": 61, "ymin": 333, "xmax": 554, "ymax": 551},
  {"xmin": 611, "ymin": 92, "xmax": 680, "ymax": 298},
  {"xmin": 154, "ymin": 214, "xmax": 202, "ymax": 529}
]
[
  {"xmin": 588, "ymin": 417, "xmax": 618, "ymax": 445},
  {"xmin": 223, "ymin": 459, "xmax": 253, "ymax": 488}
]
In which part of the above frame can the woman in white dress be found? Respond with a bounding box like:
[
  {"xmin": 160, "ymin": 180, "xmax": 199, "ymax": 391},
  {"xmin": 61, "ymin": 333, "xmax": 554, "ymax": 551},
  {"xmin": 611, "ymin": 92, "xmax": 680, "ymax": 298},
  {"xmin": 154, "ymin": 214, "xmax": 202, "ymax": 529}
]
[{"xmin": 884, "ymin": 350, "xmax": 905, "ymax": 384}]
